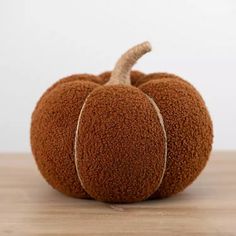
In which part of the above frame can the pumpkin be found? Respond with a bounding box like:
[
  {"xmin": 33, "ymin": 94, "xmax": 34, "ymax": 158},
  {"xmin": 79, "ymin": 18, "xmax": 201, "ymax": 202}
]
[{"xmin": 30, "ymin": 42, "xmax": 213, "ymax": 203}]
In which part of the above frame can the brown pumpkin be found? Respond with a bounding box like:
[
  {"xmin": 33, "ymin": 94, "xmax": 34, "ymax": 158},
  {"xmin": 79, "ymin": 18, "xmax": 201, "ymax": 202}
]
[{"xmin": 31, "ymin": 42, "xmax": 213, "ymax": 203}]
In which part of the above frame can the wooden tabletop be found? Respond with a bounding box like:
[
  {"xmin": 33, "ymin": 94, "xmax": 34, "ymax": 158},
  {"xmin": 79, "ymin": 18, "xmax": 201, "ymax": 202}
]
[{"xmin": 0, "ymin": 152, "xmax": 235, "ymax": 236}]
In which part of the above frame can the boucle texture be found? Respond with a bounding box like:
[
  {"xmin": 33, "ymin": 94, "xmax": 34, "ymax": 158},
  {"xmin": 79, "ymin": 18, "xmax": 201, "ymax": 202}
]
[
  {"xmin": 139, "ymin": 74, "xmax": 213, "ymax": 198},
  {"xmin": 75, "ymin": 85, "xmax": 166, "ymax": 203},
  {"xmin": 31, "ymin": 42, "xmax": 213, "ymax": 203},
  {"xmin": 31, "ymin": 76, "xmax": 99, "ymax": 198}
]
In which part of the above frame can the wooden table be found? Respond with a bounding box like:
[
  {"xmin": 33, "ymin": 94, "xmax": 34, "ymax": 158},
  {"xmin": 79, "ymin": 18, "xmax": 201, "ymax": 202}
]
[{"xmin": 0, "ymin": 152, "xmax": 235, "ymax": 236}]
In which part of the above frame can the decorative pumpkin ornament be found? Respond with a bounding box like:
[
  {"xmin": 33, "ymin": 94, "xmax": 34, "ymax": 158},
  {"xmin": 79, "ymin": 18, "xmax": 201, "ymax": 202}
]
[{"xmin": 31, "ymin": 42, "xmax": 213, "ymax": 203}]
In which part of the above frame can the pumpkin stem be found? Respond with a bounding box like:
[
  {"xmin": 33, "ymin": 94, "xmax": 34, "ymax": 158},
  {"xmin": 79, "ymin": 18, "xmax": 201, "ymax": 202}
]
[{"xmin": 107, "ymin": 41, "xmax": 152, "ymax": 85}]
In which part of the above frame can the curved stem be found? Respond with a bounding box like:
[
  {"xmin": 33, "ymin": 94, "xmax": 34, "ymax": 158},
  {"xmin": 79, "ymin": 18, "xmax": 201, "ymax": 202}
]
[{"xmin": 106, "ymin": 41, "xmax": 152, "ymax": 85}]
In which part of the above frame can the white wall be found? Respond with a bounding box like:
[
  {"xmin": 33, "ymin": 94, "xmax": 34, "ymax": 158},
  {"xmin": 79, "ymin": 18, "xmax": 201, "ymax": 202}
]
[{"xmin": 0, "ymin": 0, "xmax": 235, "ymax": 152}]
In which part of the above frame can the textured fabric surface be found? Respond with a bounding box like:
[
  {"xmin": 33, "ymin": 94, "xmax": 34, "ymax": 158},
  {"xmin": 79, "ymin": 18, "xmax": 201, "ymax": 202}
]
[
  {"xmin": 31, "ymin": 76, "xmax": 100, "ymax": 198},
  {"xmin": 134, "ymin": 72, "xmax": 180, "ymax": 86},
  {"xmin": 46, "ymin": 74, "xmax": 103, "ymax": 94},
  {"xmin": 31, "ymin": 71, "xmax": 213, "ymax": 202},
  {"xmin": 139, "ymin": 74, "xmax": 213, "ymax": 198},
  {"xmin": 75, "ymin": 85, "xmax": 166, "ymax": 203}
]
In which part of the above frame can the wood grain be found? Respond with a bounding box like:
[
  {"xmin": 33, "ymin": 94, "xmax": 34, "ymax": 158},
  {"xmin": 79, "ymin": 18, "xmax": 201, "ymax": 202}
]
[{"xmin": 0, "ymin": 152, "xmax": 235, "ymax": 236}]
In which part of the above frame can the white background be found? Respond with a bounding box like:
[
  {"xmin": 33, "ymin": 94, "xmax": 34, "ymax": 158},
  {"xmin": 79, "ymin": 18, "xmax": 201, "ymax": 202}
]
[{"xmin": 0, "ymin": 0, "xmax": 235, "ymax": 152}]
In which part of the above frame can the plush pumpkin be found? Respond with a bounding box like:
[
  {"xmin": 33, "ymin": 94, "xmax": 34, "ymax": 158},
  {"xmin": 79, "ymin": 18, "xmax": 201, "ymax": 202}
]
[{"xmin": 31, "ymin": 42, "xmax": 213, "ymax": 203}]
